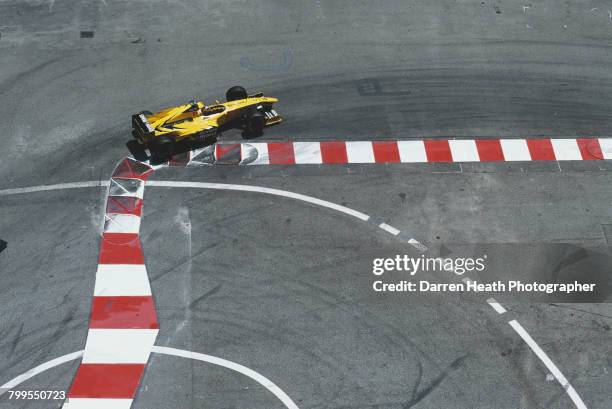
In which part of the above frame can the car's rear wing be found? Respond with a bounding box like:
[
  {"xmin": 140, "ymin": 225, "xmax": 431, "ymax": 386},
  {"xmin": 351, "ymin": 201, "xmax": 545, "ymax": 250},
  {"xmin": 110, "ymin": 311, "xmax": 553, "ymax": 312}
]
[{"xmin": 131, "ymin": 113, "xmax": 155, "ymax": 142}]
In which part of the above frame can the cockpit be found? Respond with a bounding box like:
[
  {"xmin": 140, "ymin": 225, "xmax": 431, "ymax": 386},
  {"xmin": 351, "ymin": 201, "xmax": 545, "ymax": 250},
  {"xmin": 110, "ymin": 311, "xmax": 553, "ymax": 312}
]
[{"xmin": 201, "ymin": 105, "xmax": 226, "ymax": 116}]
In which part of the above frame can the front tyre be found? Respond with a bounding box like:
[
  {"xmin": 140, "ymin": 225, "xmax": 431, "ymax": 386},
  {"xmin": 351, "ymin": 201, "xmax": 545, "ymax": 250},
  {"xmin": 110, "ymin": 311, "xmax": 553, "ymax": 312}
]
[
  {"xmin": 226, "ymin": 86, "xmax": 248, "ymax": 102},
  {"xmin": 245, "ymin": 110, "xmax": 266, "ymax": 137}
]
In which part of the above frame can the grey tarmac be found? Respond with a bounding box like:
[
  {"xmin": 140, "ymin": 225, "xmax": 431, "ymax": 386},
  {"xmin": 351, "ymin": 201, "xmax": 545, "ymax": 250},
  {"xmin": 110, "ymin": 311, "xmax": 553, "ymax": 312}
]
[{"xmin": 1, "ymin": 1, "xmax": 611, "ymax": 408}]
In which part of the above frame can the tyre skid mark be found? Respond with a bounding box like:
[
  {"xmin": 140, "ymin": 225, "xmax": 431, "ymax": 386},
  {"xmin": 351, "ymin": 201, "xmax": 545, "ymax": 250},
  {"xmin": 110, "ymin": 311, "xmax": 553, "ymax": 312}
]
[{"xmin": 0, "ymin": 165, "xmax": 590, "ymax": 409}]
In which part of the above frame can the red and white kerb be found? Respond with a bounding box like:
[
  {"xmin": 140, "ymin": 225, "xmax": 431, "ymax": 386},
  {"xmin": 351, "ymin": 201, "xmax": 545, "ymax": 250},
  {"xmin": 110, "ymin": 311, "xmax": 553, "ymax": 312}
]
[
  {"xmin": 63, "ymin": 159, "xmax": 157, "ymax": 409},
  {"xmin": 205, "ymin": 137, "xmax": 611, "ymax": 165}
]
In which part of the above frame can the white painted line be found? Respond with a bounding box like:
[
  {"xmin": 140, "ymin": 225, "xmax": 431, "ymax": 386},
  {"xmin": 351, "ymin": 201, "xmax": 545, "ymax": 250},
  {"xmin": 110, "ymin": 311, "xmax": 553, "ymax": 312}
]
[
  {"xmin": 246, "ymin": 143, "xmax": 270, "ymax": 165},
  {"xmin": 0, "ymin": 181, "xmax": 109, "ymax": 196},
  {"xmin": 146, "ymin": 181, "xmax": 371, "ymax": 221},
  {"xmin": 449, "ymin": 140, "xmax": 480, "ymax": 162},
  {"xmin": 551, "ymin": 139, "xmax": 582, "ymax": 161},
  {"xmin": 407, "ymin": 238, "xmax": 428, "ymax": 252},
  {"xmin": 500, "ymin": 139, "xmax": 531, "ymax": 161},
  {"xmin": 597, "ymin": 138, "xmax": 612, "ymax": 160},
  {"xmin": 1, "ymin": 347, "xmax": 300, "ymax": 409},
  {"xmin": 103, "ymin": 214, "xmax": 141, "ymax": 234},
  {"xmin": 82, "ymin": 329, "xmax": 159, "ymax": 364},
  {"xmin": 109, "ymin": 178, "xmax": 144, "ymax": 199},
  {"xmin": 486, "ymin": 298, "xmax": 507, "ymax": 314},
  {"xmin": 378, "ymin": 223, "xmax": 400, "ymax": 235},
  {"xmin": 0, "ymin": 179, "xmax": 425, "ymax": 251},
  {"xmin": 345, "ymin": 141, "xmax": 375, "ymax": 163},
  {"xmin": 293, "ymin": 142, "xmax": 322, "ymax": 164},
  {"xmin": 0, "ymin": 350, "xmax": 84, "ymax": 393},
  {"xmin": 397, "ymin": 140, "xmax": 428, "ymax": 162},
  {"xmin": 508, "ymin": 320, "xmax": 587, "ymax": 409},
  {"xmin": 94, "ymin": 264, "xmax": 152, "ymax": 296},
  {"xmin": 62, "ymin": 398, "xmax": 133, "ymax": 409},
  {"xmin": 152, "ymin": 346, "xmax": 300, "ymax": 409}
]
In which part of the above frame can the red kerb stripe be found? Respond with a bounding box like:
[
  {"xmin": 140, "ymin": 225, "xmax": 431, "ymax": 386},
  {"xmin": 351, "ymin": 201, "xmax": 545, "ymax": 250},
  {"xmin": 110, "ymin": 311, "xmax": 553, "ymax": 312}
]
[
  {"xmin": 372, "ymin": 141, "xmax": 400, "ymax": 163},
  {"xmin": 99, "ymin": 233, "xmax": 144, "ymax": 264},
  {"xmin": 526, "ymin": 139, "xmax": 555, "ymax": 161},
  {"xmin": 475, "ymin": 139, "xmax": 504, "ymax": 161},
  {"xmin": 90, "ymin": 296, "xmax": 158, "ymax": 329},
  {"xmin": 106, "ymin": 197, "xmax": 143, "ymax": 217},
  {"xmin": 424, "ymin": 140, "xmax": 453, "ymax": 162},
  {"xmin": 215, "ymin": 143, "xmax": 241, "ymax": 161},
  {"xmin": 267, "ymin": 143, "xmax": 295, "ymax": 164},
  {"xmin": 68, "ymin": 363, "xmax": 145, "ymax": 398},
  {"xmin": 111, "ymin": 159, "xmax": 153, "ymax": 180},
  {"xmin": 320, "ymin": 142, "xmax": 348, "ymax": 164},
  {"xmin": 576, "ymin": 138, "xmax": 603, "ymax": 160},
  {"xmin": 168, "ymin": 151, "xmax": 191, "ymax": 166}
]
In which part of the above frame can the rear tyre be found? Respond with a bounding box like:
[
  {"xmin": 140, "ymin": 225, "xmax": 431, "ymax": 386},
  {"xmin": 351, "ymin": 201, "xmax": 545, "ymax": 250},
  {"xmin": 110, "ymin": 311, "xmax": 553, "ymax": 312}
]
[
  {"xmin": 226, "ymin": 86, "xmax": 248, "ymax": 102},
  {"xmin": 151, "ymin": 136, "xmax": 175, "ymax": 160}
]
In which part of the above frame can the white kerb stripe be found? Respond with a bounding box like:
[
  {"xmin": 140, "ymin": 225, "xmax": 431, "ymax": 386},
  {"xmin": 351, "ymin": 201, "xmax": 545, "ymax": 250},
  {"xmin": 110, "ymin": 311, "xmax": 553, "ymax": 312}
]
[
  {"xmin": 103, "ymin": 214, "xmax": 141, "ymax": 234},
  {"xmin": 293, "ymin": 142, "xmax": 322, "ymax": 164},
  {"xmin": 508, "ymin": 320, "xmax": 587, "ymax": 409},
  {"xmin": 500, "ymin": 139, "xmax": 531, "ymax": 161},
  {"xmin": 109, "ymin": 179, "xmax": 145, "ymax": 199},
  {"xmin": 82, "ymin": 329, "xmax": 159, "ymax": 364},
  {"xmin": 94, "ymin": 264, "xmax": 152, "ymax": 296},
  {"xmin": 62, "ymin": 398, "xmax": 133, "ymax": 409},
  {"xmin": 397, "ymin": 141, "xmax": 427, "ymax": 163},
  {"xmin": 551, "ymin": 139, "xmax": 582, "ymax": 161},
  {"xmin": 449, "ymin": 140, "xmax": 480, "ymax": 162},
  {"xmin": 345, "ymin": 141, "xmax": 375, "ymax": 163},
  {"xmin": 246, "ymin": 143, "xmax": 270, "ymax": 165},
  {"xmin": 597, "ymin": 138, "xmax": 612, "ymax": 160}
]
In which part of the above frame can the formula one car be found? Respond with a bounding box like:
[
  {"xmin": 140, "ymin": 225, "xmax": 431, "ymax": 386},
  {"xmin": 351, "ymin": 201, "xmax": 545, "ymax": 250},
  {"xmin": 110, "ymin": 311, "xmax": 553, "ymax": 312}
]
[{"xmin": 132, "ymin": 86, "xmax": 281, "ymax": 159}]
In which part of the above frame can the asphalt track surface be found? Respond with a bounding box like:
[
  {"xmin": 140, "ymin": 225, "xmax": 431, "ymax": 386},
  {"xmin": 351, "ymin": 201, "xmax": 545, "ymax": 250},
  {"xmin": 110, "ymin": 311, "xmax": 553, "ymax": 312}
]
[{"xmin": 1, "ymin": 1, "xmax": 612, "ymax": 408}]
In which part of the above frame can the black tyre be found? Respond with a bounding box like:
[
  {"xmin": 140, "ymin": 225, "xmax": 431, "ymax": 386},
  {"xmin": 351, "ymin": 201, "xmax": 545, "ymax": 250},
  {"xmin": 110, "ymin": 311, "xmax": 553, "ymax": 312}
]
[
  {"xmin": 245, "ymin": 110, "xmax": 266, "ymax": 136},
  {"xmin": 226, "ymin": 86, "xmax": 248, "ymax": 102},
  {"xmin": 151, "ymin": 136, "xmax": 175, "ymax": 160}
]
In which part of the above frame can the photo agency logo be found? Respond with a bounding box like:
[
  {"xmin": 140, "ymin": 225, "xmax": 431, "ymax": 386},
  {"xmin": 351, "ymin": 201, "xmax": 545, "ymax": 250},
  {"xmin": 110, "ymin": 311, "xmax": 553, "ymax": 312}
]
[{"xmin": 372, "ymin": 254, "xmax": 487, "ymax": 276}]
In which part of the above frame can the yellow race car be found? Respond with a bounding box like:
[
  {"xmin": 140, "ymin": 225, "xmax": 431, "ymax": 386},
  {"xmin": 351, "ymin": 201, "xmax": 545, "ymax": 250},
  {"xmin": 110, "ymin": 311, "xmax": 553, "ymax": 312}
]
[{"xmin": 132, "ymin": 86, "xmax": 281, "ymax": 159}]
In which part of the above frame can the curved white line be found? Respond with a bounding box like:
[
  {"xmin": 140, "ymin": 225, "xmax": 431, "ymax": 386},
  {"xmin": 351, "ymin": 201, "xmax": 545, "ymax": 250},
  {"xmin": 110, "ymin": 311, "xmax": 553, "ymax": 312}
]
[
  {"xmin": 146, "ymin": 181, "xmax": 370, "ymax": 222},
  {"xmin": 0, "ymin": 350, "xmax": 84, "ymax": 394},
  {"xmin": 0, "ymin": 181, "xmax": 368, "ymax": 223},
  {"xmin": 151, "ymin": 346, "xmax": 299, "ymax": 409},
  {"xmin": 509, "ymin": 320, "xmax": 587, "ymax": 409},
  {"xmin": 0, "ymin": 179, "xmax": 588, "ymax": 408},
  {"xmin": 0, "ymin": 347, "xmax": 299, "ymax": 409},
  {"xmin": 0, "ymin": 181, "xmax": 109, "ymax": 196}
]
